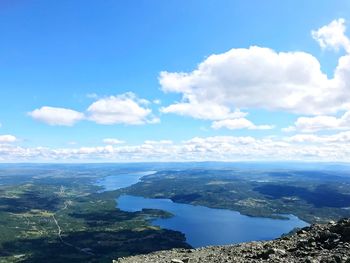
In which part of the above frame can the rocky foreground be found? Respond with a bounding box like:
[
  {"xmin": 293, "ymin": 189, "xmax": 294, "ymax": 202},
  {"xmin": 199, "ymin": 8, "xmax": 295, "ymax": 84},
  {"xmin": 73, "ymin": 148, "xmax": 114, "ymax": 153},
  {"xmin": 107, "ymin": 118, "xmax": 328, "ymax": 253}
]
[{"xmin": 115, "ymin": 218, "xmax": 350, "ymax": 263}]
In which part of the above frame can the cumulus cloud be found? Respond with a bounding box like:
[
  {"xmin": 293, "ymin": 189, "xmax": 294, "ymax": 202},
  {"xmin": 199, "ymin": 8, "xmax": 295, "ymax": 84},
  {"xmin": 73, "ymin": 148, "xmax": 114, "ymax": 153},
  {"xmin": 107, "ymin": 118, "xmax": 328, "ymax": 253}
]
[
  {"xmin": 312, "ymin": 18, "xmax": 350, "ymax": 53},
  {"xmin": 161, "ymin": 102, "xmax": 247, "ymax": 121},
  {"xmin": 1, "ymin": 135, "xmax": 349, "ymax": 162},
  {"xmin": 103, "ymin": 138, "xmax": 125, "ymax": 145},
  {"xmin": 211, "ymin": 118, "xmax": 274, "ymax": 130},
  {"xmin": 160, "ymin": 46, "xmax": 336, "ymax": 116},
  {"xmin": 0, "ymin": 134, "xmax": 17, "ymax": 143},
  {"xmin": 144, "ymin": 140, "xmax": 173, "ymax": 145},
  {"xmin": 283, "ymin": 111, "xmax": 350, "ymax": 132},
  {"xmin": 159, "ymin": 18, "xmax": 350, "ymax": 132},
  {"xmin": 28, "ymin": 106, "xmax": 84, "ymax": 126},
  {"xmin": 29, "ymin": 93, "xmax": 159, "ymax": 126},
  {"xmin": 287, "ymin": 131, "xmax": 350, "ymax": 144},
  {"xmin": 87, "ymin": 93, "xmax": 158, "ymax": 125}
]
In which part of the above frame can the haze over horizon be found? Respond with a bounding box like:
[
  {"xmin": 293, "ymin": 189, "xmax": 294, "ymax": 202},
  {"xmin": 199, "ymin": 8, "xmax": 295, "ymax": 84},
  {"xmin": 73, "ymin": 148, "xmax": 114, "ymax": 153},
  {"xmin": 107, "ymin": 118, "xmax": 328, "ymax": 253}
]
[{"xmin": 1, "ymin": 1, "xmax": 350, "ymax": 162}]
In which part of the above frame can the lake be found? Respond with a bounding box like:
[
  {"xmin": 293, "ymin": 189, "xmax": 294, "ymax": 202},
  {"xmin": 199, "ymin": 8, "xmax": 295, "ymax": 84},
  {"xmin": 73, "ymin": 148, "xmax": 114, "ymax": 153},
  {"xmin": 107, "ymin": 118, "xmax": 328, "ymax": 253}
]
[
  {"xmin": 96, "ymin": 170, "xmax": 156, "ymax": 191},
  {"xmin": 117, "ymin": 195, "xmax": 308, "ymax": 247},
  {"xmin": 98, "ymin": 171, "xmax": 309, "ymax": 248}
]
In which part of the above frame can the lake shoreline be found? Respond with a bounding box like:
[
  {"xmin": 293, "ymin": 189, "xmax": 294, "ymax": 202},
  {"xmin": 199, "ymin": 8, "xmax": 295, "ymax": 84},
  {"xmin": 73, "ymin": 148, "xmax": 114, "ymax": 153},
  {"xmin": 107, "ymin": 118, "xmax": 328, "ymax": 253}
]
[
  {"xmin": 116, "ymin": 194, "xmax": 308, "ymax": 248},
  {"xmin": 94, "ymin": 171, "xmax": 308, "ymax": 248}
]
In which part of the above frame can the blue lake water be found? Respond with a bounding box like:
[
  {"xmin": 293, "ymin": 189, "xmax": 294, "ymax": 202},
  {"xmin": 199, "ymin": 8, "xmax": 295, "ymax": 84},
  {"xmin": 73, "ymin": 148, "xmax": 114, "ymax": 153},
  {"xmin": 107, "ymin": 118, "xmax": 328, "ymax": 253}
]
[
  {"xmin": 96, "ymin": 171, "xmax": 156, "ymax": 191},
  {"xmin": 117, "ymin": 195, "xmax": 308, "ymax": 248},
  {"xmin": 97, "ymin": 171, "xmax": 308, "ymax": 248}
]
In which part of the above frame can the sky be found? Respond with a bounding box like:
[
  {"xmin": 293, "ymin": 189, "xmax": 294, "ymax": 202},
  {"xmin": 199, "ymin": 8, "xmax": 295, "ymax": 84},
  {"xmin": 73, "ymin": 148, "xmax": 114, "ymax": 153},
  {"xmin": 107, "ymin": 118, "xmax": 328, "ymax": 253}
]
[{"xmin": 1, "ymin": 0, "xmax": 350, "ymax": 162}]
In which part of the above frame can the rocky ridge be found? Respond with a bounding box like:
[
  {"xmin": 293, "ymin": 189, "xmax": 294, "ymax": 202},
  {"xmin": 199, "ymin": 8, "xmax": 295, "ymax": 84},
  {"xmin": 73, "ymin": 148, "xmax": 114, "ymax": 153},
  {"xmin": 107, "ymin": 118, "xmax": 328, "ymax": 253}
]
[{"xmin": 115, "ymin": 218, "xmax": 350, "ymax": 263}]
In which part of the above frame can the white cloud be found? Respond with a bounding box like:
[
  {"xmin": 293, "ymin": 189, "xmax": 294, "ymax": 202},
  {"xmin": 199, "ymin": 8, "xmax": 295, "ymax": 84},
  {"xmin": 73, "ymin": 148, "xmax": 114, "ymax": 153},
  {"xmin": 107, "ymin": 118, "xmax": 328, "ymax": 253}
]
[
  {"xmin": 87, "ymin": 93, "xmax": 158, "ymax": 125},
  {"xmin": 29, "ymin": 93, "xmax": 159, "ymax": 127},
  {"xmin": 159, "ymin": 19, "xmax": 350, "ymax": 130},
  {"xmin": 1, "ymin": 134, "xmax": 350, "ymax": 162},
  {"xmin": 287, "ymin": 131, "xmax": 350, "ymax": 144},
  {"xmin": 286, "ymin": 134, "xmax": 322, "ymax": 143},
  {"xmin": 283, "ymin": 111, "xmax": 350, "ymax": 132},
  {"xmin": 144, "ymin": 140, "xmax": 173, "ymax": 145},
  {"xmin": 103, "ymin": 138, "xmax": 125, "ymax": 145},
  {"xmin": 281, "ymin": 126, "xmax": 296, "ymax": 133},
  {"xmin": 161, "ymin": 101, "xmax": 247, "ymax": 121},
  {"xmin": 0, "ymin": 135, "xmax": 17, "ymax": 143},
  {"xmin": 160, "ymin": 46, "xmax": 337, "ymax": 116},
  {"xmin": 147, "ymin": 117, "xmax": 161, "ymax": 124},
  {"xmin": 211, "ymin": 118, "xmax": 274, "ymax": 130},
  {"xmin": 28, "ymin": 106, "xmax": 84, "ymax": 126},
  {"xmin": 312, "ymin": 18, "xmax": 350, "ymax": 53}
]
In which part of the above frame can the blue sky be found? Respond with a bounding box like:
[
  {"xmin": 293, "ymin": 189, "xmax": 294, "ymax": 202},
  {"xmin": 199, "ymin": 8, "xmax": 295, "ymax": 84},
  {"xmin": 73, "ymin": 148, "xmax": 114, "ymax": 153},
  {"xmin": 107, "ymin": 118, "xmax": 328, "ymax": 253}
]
[{"xmin": 1, "ymin": 0, "xmax": 350, "ymax": 162}]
